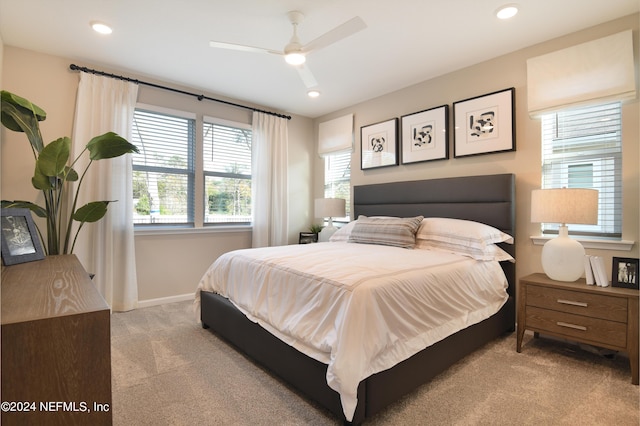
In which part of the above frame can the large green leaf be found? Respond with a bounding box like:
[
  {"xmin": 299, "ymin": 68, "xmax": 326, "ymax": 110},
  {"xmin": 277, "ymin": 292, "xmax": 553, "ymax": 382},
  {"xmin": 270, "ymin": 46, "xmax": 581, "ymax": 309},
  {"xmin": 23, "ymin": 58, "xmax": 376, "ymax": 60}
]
[
  {"xmin": 1, "ymin": 91, "xmax": 46, "ymax": 121},
  {"xmin": 73, "ymin": 201, "xmax": 113, "ymax": 223},
  {"xmin": 1, "ymin": 200, "xmax": 47, "ymax": 218},
  {"xmin": 37, "ymin": 137, "xmax": 70, "ymax": 177},
  {"xmin": 31, "ymin": 164, "xmax": 54, "ymax": 190},
  {"xmin": 87, "ymin": 132, "xmax": 138, "ymax": 160},
  {"xmin": 1, "ymin": 98, "xmax": 45, "ymax": 153},
  {"xmin": 64, "ymin": 166, "xmax": 79, "ymax": 182}
]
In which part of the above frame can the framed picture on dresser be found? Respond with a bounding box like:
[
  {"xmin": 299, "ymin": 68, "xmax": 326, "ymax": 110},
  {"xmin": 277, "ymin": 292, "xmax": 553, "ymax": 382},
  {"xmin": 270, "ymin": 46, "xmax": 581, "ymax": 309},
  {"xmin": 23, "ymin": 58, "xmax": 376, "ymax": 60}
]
[
  {"xmin": 1, "ymin": 208, "xmax": 45, "ymax": 266},
  {"xmin": 612, "ymin": 257, "xmax": 639, "ymax": 289}
]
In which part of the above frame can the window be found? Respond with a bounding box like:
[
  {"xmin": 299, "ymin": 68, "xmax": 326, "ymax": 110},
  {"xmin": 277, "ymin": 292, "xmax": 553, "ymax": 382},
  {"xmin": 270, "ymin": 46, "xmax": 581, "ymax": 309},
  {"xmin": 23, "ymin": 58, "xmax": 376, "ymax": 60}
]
[
  {"xmin": 540, "ymin": 102, "xmax": 622, "ymax": 237},
  {"xmin": 324, "ymin": 151, "xmax": 351, "ymax": 222},
  {"xmin": 203, "ymin": 118, "xmax": 252, "ymax": 224},
  {"xmin": 132, "ymin": 107, "xmax": 195, "ymax": 225},
  {"xmin": 131, "ymin": 106, "xmax": 253, "ymax": 227}
]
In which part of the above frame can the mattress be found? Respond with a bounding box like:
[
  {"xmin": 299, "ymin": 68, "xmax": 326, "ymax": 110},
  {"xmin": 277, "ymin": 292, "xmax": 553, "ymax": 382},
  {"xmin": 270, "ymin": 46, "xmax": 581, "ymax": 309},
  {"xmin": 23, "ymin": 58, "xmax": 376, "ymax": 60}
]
[{"xmin": 194, "ymin": 241, "xmax": 508, "ymax": 421}]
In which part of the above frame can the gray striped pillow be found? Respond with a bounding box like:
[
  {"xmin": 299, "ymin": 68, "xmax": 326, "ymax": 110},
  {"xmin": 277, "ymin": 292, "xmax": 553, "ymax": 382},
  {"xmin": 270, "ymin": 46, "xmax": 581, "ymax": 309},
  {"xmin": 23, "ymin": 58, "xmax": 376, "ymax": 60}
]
[{"xmin": 348, "ymin": 215, "xmax": 424, "ymax": 248}]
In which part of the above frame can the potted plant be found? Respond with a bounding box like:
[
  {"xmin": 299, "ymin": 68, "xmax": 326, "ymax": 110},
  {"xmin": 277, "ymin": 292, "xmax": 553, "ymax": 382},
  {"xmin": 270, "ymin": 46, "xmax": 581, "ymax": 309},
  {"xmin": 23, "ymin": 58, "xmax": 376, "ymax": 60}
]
[
  {"xmin": 0, "ymin": 90, "xmax": 139, "ymax": 255},
  {"xmin": 309, "ymin": 224, "xmax": 323, "ymax": 237}
]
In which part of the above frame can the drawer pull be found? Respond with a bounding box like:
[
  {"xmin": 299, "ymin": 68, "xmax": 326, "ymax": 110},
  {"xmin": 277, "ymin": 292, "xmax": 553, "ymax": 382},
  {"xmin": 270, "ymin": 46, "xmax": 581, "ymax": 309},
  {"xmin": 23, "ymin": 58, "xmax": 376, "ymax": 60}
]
[
  {"xmin": 557, "ymin": 299, "xmax": 588, "ymax": 308},
  {"xmin": 557, "ymin": 321, "xmax": 587, "ymax": 331}
]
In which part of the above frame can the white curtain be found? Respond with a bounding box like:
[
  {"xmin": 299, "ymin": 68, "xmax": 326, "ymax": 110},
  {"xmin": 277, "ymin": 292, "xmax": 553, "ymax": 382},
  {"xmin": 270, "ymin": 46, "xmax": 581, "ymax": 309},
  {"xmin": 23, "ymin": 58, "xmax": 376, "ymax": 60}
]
[
  {"xmin": 251, "ymin": 111, "xmax": 289, "ymax": 247},
  {"xmin": 70, "ymin": 72, "xmax": 139, "ymax": 311}
]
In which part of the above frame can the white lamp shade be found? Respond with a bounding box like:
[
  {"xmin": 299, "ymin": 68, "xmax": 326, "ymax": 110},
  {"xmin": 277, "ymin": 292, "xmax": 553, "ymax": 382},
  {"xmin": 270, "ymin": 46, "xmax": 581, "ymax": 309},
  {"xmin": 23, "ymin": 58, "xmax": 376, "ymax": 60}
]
[
  {"xmin": 531, "ymin": 188, "xmax": 598, "ymax": 225},
  {"xmin": 531, "ymin": 188, "xmax": 598, "ymax": 282},
  {"xmin": 314, "ymin": 198, "xmax": 346, "ymax": 219}
]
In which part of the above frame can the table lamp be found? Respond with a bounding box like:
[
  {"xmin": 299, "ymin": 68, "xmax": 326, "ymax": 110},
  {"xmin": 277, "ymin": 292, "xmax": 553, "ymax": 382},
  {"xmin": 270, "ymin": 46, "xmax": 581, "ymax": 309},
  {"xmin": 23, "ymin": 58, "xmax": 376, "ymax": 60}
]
[
  {"xmin": 531, "ymin": 188, "xmax": 598, "ymax": 282},
  {"xmin": 315, "ymin": 198, "xmax": 346, "ymax": 242}
]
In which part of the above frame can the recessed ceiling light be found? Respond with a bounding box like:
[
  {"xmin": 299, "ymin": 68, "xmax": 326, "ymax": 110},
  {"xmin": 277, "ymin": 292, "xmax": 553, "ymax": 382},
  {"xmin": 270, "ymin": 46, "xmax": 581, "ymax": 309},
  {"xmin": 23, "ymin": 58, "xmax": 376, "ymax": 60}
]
[
  {"xmin": 91, "ymin": 21, "xmax": 113, "ymax": 35},
  {"xmin": 496, "ymin": 4, "xmax": 518, "ymax": 20},
  {"xmin": 307, "ymin": 90, "xmax": 320, "ymax": 98}
]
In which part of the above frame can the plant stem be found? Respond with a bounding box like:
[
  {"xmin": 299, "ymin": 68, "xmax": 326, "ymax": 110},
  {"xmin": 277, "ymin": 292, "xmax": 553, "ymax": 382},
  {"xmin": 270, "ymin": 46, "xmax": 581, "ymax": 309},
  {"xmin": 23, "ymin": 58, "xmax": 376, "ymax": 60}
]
[{"xmin": 63, "ymin": 158, "xmax": 92, "ymax": 254}]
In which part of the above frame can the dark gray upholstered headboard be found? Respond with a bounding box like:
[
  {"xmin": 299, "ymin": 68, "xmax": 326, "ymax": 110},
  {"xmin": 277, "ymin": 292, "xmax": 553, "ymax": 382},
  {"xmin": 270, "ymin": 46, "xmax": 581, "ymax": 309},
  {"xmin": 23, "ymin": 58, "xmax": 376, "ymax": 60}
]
[{"xmin": 353, "ymin": 173, "xmax": 516, "ymax": 296}]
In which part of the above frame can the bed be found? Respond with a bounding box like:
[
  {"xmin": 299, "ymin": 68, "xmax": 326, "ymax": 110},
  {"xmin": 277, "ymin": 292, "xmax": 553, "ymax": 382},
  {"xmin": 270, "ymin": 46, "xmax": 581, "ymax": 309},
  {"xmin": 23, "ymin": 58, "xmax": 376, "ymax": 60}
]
[{"xmin": 196, "ymin": 173, "xmax": 515, "ymax": 424}]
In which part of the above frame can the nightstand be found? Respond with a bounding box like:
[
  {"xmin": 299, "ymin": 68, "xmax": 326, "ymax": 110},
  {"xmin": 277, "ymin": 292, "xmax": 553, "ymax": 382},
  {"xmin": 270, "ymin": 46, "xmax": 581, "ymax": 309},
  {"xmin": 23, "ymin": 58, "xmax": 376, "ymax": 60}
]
[{"xmin": 517, "ymin": 273, "xmax": 639, "ymax": 385}]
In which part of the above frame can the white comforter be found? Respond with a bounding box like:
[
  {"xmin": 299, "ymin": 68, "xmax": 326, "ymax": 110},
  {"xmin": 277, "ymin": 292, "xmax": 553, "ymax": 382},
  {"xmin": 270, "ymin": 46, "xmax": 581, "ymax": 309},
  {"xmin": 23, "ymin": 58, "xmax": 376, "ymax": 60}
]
[{"xmin": 194, "ymin": 242, "xmax": 508, "ymax": 421}]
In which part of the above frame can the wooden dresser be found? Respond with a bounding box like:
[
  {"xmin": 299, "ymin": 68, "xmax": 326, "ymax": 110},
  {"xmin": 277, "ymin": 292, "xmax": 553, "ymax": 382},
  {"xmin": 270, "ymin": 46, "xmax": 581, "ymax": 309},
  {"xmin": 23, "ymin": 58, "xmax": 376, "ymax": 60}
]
[
  {"xmin": 1, "ymin": 255, "xmax": 112, "ymax": 425},
  {"xmin": 517, "ymin": 273, "xmax": 639, "ymax": 385}
]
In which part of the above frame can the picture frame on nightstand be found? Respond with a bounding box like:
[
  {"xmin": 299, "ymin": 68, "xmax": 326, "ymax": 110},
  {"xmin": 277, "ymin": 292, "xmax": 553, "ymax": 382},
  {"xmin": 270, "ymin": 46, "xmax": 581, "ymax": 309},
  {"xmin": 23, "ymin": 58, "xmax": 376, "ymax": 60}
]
[
  {"xmin": 299, "ymin": 232, "xmax": 318, "ymax": 244},
  {"xmin": 612, "ymin": 257, "xmax": 639, "ymax": 290}
]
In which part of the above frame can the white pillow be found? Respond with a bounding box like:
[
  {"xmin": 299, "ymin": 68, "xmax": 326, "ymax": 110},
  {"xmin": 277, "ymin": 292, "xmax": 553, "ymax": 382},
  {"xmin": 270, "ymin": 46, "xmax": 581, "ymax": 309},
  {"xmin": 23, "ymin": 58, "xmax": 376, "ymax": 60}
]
[
  {"xmin": 329, "ymin": 216, "xmax": 395, "ymax": 242},
  {"xmin": 329, "ymin": 220, "xmax": 357, "ymax": 242},
  {"xmin": 348, "ymin": 215, "xmax": 424, "ymax": 249},
  {"xmin": 416, "ymin": 217, "xmax": 513, "ymax": 249},
  {"xmin": 415, "ymin": 239, "xmax": 515, "ymax": 263}
]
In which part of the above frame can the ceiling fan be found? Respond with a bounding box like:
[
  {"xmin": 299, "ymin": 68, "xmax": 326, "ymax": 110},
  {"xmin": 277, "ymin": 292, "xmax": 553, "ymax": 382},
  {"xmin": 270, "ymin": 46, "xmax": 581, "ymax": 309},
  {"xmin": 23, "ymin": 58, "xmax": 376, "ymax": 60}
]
[{"xmin": 209, "ymin": 11, "xmax": 366, "ymax": 89}]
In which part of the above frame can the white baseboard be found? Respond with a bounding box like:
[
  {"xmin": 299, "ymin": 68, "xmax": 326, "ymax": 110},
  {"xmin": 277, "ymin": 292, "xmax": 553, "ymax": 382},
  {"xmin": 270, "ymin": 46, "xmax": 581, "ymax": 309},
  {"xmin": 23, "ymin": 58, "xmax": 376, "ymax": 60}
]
[{"xmin": 137, "ymin": 293, "xmax": 194, "ymax": 308}]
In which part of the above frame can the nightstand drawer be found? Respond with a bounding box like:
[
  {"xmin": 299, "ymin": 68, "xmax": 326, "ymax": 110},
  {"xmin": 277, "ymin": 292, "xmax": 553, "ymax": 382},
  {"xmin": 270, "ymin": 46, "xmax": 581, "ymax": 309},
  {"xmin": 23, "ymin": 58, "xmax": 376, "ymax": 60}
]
[
  {"xmin": 526, "ymin": 306, "xmax": 627, "ymax": 348},
  {"xmin": 526, "ymin": 284, "xmax": 627, "ymax": 322}
]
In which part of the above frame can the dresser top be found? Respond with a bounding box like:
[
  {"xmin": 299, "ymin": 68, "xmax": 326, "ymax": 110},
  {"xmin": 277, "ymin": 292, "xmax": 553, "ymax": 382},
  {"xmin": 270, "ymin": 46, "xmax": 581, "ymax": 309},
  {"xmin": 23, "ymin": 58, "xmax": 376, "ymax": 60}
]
[
  {"xmin": 521, "ymin": 272, "xmax": 640, "ymax": 298},
  {"xmin": 1, "ymin": 255, "xmax": 109, "ymax": 325}
]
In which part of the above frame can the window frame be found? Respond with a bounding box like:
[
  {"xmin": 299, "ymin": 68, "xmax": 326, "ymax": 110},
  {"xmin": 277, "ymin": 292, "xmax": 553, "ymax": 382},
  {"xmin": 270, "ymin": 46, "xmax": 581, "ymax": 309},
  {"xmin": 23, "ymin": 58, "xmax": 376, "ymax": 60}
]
[
  {"xmin": 539, "ymin": 101, "xmax": 622, "ymax": 238},
  {"xmin": 324, "ymin": 150, "xmax": 352, "ymax": 223},
  {"xmin": 202, "ymin": 116, "xmax": 253, "ymax": 226},
  {"xmin": 131, "ymin": 104, "xmax": 196, "ymax": 226},
  {"xmin": 131, "ymin": 104, "xmax": 253, "ymax": 230}
]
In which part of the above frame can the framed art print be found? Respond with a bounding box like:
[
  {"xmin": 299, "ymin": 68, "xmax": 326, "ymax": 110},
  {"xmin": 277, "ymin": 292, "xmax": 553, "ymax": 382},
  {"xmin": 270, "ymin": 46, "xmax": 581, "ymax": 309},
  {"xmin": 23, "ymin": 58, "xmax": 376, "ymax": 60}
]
[
  {"xmin": 401, "ymin": 105, "xmax": 449, "ymax": 164},
  {"xmin": 361, "ymin": 118, "xmax": 399, "ymax": 170},
  {"xmin": 612, "ymin": 257, "xmax": 639, "ymax": 290},
  {"xmin": 1, "ymin": 208, "xmax": 45, "ymax": 266},
  {"xmin": 453, "ymin": 87, "xmax": 515, "ymax": 158}
]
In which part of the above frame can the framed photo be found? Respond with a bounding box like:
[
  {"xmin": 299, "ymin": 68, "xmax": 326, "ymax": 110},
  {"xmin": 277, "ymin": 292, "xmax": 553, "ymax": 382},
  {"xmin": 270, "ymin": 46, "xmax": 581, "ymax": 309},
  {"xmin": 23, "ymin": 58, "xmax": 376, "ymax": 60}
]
[
  {"xmin": 361, "ymin": 118, "xmax": 398, "ymax": 170},
  {"xmin": 1, "ymin": 208, "xmax": 45, "ymax": 266},
  {"xmin": 453, "ymin": 87, "xmax": 515, "ymax": 158},
  {"xmin": 401, "ymin": 105, "xmax": 449, "ymax": 164},
  {"xmin": 611, "ymin": 257, "xmax": 639, "ymax": 290},
  {"xmin": 299, "ymin": 232, "xmax": 318, "ymax": 244}
]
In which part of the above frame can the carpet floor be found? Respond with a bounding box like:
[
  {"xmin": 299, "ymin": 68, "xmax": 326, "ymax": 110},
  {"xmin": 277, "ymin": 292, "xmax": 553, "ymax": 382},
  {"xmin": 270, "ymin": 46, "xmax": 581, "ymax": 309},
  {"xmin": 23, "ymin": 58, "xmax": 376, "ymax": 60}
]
[{"xmin": 111, "ymin": 301, "xmax": 639, "ymax": 425}]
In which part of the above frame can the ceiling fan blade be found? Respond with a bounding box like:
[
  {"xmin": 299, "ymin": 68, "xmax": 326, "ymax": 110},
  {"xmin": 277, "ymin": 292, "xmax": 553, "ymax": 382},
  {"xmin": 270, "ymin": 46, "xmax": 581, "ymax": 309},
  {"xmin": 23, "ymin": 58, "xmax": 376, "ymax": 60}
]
[
  {"xmin": 296, "ymin": 64, "xmax": 318, "ymax": 89},
  {"xmin": 302, "ymin": 16, "xmax": 366, "ymax": 53},
  {"xmin": 209, "ymin": 40, "xmax": 282, "ymax": 56}
]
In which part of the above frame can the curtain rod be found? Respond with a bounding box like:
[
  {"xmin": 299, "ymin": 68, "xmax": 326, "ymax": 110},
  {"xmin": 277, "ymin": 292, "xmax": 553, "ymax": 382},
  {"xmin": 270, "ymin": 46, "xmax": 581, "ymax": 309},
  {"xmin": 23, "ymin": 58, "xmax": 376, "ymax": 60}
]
[{"xmin": 69, "ymin": 64, "xmax": 292, "ymax": 120}]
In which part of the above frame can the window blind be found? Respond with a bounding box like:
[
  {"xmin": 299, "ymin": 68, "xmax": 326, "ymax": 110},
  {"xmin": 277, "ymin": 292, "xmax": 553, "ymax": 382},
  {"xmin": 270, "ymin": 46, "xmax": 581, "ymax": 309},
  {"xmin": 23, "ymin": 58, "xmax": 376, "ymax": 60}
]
[
  {"xmin": 203, "ymin": 119, "xmax": 252, "ymax": 224},
  {"xmin": 540, "ymin": 102, "xmax": 622, "ymax": 237},
  {"xmin": 131, "ymin": 108, "xmax": 196, "ymax": 224},
  {"xmin": 318, "ymin": 114, "xmax": 353, "ymax": 156},
  {"xmin": 527, "ymin": 30, "xmax": 636, "ymax": 117},
  {"xmin": 324, "ymin": 151, "xmax": 351, "ymax": 221}
]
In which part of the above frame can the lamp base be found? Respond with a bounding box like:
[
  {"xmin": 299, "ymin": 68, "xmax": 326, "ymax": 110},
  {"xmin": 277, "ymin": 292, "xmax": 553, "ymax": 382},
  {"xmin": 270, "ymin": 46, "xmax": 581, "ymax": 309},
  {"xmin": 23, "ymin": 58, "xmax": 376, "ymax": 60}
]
[
  {"xmin": 318, "ymin": 225, "xmax": 337, "ymax": 242},
  {"xmin": 541, "ymin": 225, "xmax": 585, "ymax": 282}
]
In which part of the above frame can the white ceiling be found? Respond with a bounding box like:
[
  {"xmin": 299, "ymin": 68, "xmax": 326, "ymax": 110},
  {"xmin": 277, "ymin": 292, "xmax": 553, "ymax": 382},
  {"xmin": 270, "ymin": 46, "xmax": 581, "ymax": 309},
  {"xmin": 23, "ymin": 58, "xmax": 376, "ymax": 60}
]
[{"xmin": 1, "ymin": 1, "xmax": 638, "ymax": 118}]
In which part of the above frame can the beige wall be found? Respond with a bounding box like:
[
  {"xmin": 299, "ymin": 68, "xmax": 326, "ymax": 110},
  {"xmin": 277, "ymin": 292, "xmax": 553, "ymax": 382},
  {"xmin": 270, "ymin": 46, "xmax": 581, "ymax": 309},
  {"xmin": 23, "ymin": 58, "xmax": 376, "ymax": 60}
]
[
  {"xmin": 313, "ymin": 14, "xmax": 639, "ymax": 282},
  {"xmin": 0, "ymin": 47, "xmax": 314, "ymax": 303}
]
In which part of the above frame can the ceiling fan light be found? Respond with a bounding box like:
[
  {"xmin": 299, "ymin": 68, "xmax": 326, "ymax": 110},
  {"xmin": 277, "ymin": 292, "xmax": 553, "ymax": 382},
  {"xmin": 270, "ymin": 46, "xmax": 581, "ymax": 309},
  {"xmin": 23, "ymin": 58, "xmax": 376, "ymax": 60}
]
[{"xmin": 285, "ymin": 52, "xmax": 306, "ymax": 65}]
